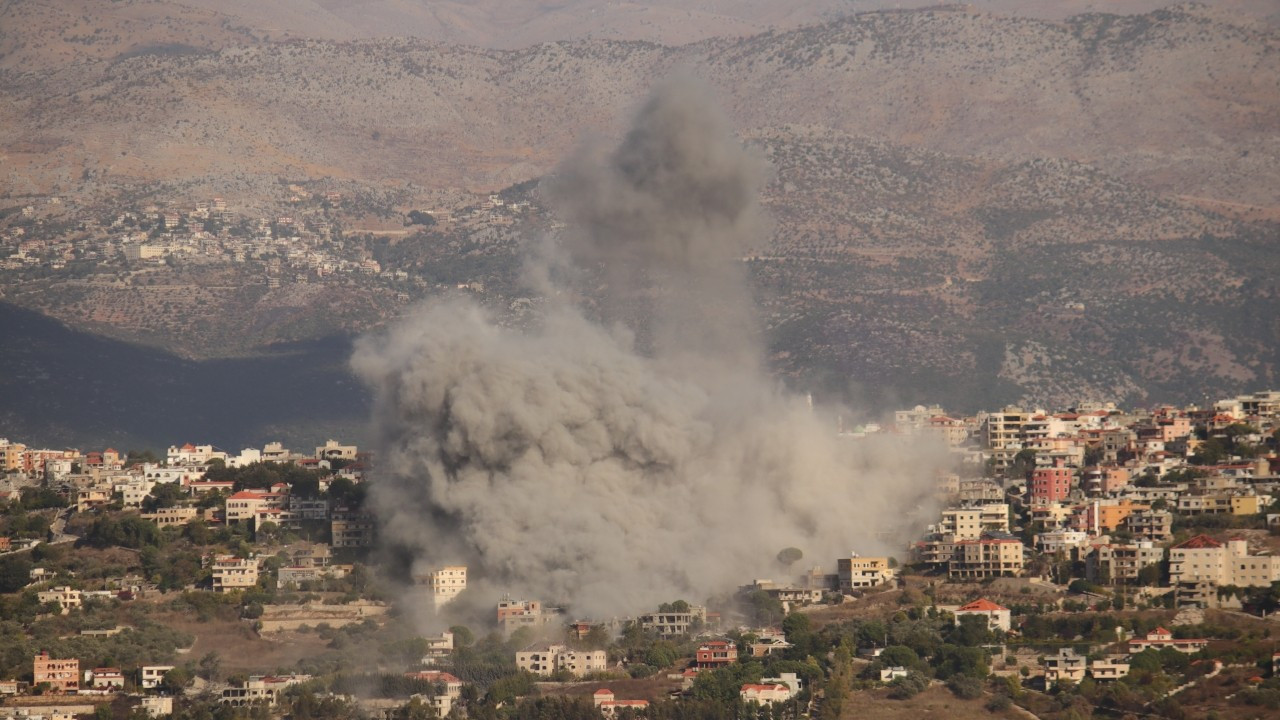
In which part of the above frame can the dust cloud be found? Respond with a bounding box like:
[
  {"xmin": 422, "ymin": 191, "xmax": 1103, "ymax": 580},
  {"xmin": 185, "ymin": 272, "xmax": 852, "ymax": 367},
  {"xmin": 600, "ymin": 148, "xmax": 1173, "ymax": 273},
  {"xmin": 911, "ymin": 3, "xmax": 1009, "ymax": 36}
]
[{"xmin": 353, "ymin": 77, "xmax": 944, "ymax": 621}]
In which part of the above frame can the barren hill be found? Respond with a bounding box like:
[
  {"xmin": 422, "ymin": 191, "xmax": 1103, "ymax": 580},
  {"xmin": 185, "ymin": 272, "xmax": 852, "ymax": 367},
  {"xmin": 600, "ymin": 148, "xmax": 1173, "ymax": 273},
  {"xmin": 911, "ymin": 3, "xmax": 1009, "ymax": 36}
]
[
  {"xmin": 2, "ymin": 1, "xmax": 1279, "ymax": 433},
  {"xmin": 3, "ymin": 4, "xmax": 1277, "ymax": 206}
]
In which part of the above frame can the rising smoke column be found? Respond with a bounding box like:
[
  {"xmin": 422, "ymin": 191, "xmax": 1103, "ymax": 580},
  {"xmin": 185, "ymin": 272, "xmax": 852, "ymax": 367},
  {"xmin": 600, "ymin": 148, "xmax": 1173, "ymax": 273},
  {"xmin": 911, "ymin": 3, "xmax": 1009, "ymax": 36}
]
[{"xmin": 353, "ymin": 77, "xmax": 944, "ymax": 619}]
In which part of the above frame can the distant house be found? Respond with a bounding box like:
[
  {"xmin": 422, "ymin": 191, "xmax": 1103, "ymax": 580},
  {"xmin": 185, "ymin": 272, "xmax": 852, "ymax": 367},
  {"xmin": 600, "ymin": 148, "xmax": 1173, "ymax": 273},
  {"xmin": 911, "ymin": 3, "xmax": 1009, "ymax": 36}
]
[
  {"xmin": 515, "ymin": 644, "xmax": 607, "ymax": 678},
  {"xmin": 86, "ymin": 667, "xmax": 124, "ymax": 690},
  {"xmin": 1128, "ymin": 627, "xmax": 1208, "ymax": 654},
  {"xmin": 593, "ymin": 689, "xmax": 649, "ymax": 716},
  {"xmin": 740, "ymin": 682, "xmax": 794, "ymax": 705},
  {"xmin": 1044, "ymin": 648, "xmax": 1087, "ymax": 688},
  {"xmin": 695, "ymin": 641, "xmax": 737, "ymax": 668},
  {"xmin": 879, "ymin": 666, "xmax": 909, "ymax": 682},
  {"xmin": 140, "ymin": 665, "xmax": 175, "ymax": 690},
  {"xmin": 953, "ymin": 598, "xmax": 1012, "ymax": 632}
]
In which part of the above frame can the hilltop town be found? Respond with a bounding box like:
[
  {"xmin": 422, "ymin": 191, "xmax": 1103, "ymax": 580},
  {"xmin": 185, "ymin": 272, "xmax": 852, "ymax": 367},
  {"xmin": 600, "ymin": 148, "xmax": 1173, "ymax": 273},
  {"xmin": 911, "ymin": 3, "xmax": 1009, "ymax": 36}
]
[{"xmin": 3, "ymin": 389, "xmax": 1280, "ymax": 720}]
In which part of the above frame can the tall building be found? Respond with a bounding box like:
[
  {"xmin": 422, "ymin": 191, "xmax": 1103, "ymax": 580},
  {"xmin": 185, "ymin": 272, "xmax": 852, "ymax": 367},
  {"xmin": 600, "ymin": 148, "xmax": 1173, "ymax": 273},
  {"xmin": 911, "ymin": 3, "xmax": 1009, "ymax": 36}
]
[{"xmin": 34, "ymin": 652, "xmax": 79, "ymax": 693}]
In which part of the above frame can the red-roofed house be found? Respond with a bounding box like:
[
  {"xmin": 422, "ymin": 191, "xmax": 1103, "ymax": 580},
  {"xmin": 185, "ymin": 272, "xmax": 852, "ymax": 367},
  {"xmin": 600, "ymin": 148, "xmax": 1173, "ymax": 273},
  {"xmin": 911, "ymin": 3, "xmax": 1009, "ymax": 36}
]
[
  {"xmin": 953, "ymin": 598, "xmax": 1011, "ymax": 632},
  {"xmin": 593, "ymin": 689, "xmax": 649, "ymax": 715},
  {"xmin": 740, "ymin": 683, "xmax": 793, "ymax": 705},
  {"xmin": 1128, "ymin": 628, "xmax": 1208, "ymax": 654},
  {"xmin": 696, "ymin": 641, "xmax": 737, "ymax": 668}
]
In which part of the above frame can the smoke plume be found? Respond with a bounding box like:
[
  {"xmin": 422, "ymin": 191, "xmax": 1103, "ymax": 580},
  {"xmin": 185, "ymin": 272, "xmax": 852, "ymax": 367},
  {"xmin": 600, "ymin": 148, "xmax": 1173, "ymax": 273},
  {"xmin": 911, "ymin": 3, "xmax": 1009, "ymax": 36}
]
[{"xmin": 353, "ymin": 77, "xmax": 943, "ymax": 620}]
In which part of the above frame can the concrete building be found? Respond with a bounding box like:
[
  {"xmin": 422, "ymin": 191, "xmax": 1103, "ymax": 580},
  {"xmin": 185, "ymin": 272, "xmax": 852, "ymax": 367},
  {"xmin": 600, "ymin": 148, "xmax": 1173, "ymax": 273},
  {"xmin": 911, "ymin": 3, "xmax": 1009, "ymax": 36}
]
[
  {"xmin": 421, "ymin": 566, "xmax": 467, "ymax": 609},
  {"xmin": 695, "ymin": 641, "xmax": 738, "ymax": 668},
  {"xmin": 140, "ymin": 666, "xmax": 175, "ymax": 690},
  {"xmin": 211, "ymin": 555, "xmax": 259, "ymax": 592},
  {"xmin": 34, "ymin": 652, "xmax": 79, "ymax": 693},
  {"xmin": 1170, "ymin": 535, "xmax": 1280, "ymax": 589},
  {"xmin": 949, "ymin": 537, "xmax": 1025, "ymax": 579},
  {"xmin": 593, "ymin": 689, "xmax": 649, "ymax": 716},
  {"xmin": 740, "ymin": 682, "xmax": 795, "ymax": 705},
  {"xmin": 1044, "ymin": 648, "xmax": 1087, "ymax": 688},
  {"xmin": 1089, "ymin": 541, "xmax": 1165, "ymax": 584},
  {"xmin": 1030, "ymin": 466, "xmax": 1075, "ymax": 505},
  {"xmin": 639, "ymin": 606, "xmax": 707, "ymax": 637},
  {"xmin": 37, "ymin": 587, "xmax": 82, "ymax": 613},
  {"xmin": 1128, "ymin": 627, "xmax": 1208, "ymax": 654},
  {"xmin": 837, "ymin": 554, "xmax": 895, "ymax": 591},
  {"xmin": 330, "ymin": 508, "xmax": 376, "ymax": 548},
  {"xmin": 515, "ymin": 645, "xmax": 608, "ymax": 678}
]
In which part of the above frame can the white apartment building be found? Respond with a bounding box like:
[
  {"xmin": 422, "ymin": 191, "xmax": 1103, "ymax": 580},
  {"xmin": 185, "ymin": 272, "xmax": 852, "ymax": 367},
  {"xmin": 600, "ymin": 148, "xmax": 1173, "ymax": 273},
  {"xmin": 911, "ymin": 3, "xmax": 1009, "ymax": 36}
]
[
  {"xmin": 422, "ymin": 566, "xmax": 467, "ymax": 609},
  {"xmin": 1170, "ymin": 535, "xmax": 1280, "ymax": 588},
  {"xmin": 140, "ymin": 665, "xmax": 175, "ymax": 690}
]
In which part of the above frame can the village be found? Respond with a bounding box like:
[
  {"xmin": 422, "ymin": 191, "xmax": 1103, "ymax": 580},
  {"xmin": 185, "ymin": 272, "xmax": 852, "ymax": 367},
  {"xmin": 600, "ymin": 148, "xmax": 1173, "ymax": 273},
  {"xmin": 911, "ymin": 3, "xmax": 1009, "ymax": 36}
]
[{"xmin": 2, "ymin": 389, "xmax": 1280, "ymax": 720}]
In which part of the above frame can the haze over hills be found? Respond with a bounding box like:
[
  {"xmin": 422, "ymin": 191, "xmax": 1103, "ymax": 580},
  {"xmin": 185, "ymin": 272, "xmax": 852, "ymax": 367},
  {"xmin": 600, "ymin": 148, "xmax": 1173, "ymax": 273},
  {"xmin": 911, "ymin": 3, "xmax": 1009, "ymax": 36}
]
[{"xmin": 1, "ymin": 0, "xmax": 1278, "ymax": 445}]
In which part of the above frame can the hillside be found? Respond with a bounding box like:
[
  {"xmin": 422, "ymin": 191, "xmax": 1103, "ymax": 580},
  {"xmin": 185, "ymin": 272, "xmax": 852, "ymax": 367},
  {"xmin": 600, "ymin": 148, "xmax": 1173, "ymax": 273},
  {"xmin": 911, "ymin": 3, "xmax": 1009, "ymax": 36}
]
[
  {"xmin": 2, "ymin": 2, "xmax": 1279, "ymax": 441},
  {"xmin": 3, "ymin": 4, "xmax": 1277, "ymax": 204}
]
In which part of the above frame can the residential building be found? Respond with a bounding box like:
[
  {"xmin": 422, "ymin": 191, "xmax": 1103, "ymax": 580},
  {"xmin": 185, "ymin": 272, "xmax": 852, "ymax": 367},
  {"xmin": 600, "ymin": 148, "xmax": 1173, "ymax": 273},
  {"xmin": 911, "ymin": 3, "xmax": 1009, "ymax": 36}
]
[
  {"xmin": 953, "ymin": 598, "xmax": 1011, "ymax": 632},
  {"xmin": 1128, "ymin": 627, "xmax": 1208, "ymax": 654},
  {"xmin": 1036, "ymin": 529, "xmax": 1090, "ymax": 554},
  {"xmin": 419, "ymin": 566, "xmax": 467, "ymax": 609},
  {"xmin": 221, "ymin": 675, "xmax": 309, "ymax": 706},
  {"xmin": 85, "ymin": 667, "xmax": 124, "ymax": 690},
  {"xmin": 1043, "ymin": 648, "xmax": 1087, "ymax": 688},
  {"xmin": 837, "ymin": 554, "xmax": 895, "ymax": 591},
  {"xmin": 211, "ymin": 555, "xmax": 259, "ymax": 592},
  {"xmin": 1169, "ymin": 535, "xmax": 1280, "ymax": 589},
  {"xmin": 740, "ymin": 682, "xmax": 795, "ymax": 705},
  {"xmin": 1122, "ymin": 509, "xmax": 1172, "ymax": 542},
  {"xmin": 639, "ymin": 606, "xmax": 707, "ymax": 637},
  {"xmin": 695, "ymin": 641, "xmax": 738, "ymax": 668},
  {"xmin": 1089, "ymin": 656, "xmax": 1130, "ymax": 680},
  {"xmin": 34, "ymin": 652, "xmax": 80, "ymax": 693},
  {"xmin": 141, "ymin": 507, "xmax": 198, "ymax": 527},
  {"xmin": 37, "ymin": 587, "xmax": 82, "ymax": 613},
  {"xmin": 949, "ymin": 537, "xmax": 1025, "ymax": 579},
  {"xmin": 1030, "ymin": 466, "xmax": 1074, "ymax": 505},
  {"xmin": 1088, "ymin": 542, "xmax": 1164, "ymax": 584},
  {"xmin": 140, "ymin": 666, "xmax": 175, "ymax": 690},
  {"xmin": 315, "ymin": 440, "xmax": 358, "ymax": 461},
  {"xmin": 140, "ymin": 696, "xmax": 173, "ymax": 718},
  {"xmin": 593, "ymin": 689, "xmax": 649, "ymax": 716},
  {"xmin": 515, "ymin": 644, "xmax": 608, "ymax": 677},
  {"xmin": 330, "ymin": 508, "xmax": 376, "ymax": 548}
]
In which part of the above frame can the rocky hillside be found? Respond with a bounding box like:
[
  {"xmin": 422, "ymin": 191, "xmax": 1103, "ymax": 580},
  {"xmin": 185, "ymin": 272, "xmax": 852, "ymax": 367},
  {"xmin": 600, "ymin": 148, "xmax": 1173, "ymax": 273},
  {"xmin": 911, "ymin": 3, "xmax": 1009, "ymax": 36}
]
[{"xmin": 1, "ymin": 2, "xmax": 1279, "ymax": 420}]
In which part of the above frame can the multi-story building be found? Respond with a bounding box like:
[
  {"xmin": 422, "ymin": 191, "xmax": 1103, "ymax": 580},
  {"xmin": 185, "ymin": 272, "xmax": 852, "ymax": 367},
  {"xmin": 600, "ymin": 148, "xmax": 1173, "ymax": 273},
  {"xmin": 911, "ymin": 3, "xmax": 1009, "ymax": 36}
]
[
  {"xmin": 37, "ymin": 587, "xmax": 83, "ymax": 613},
  {"xmin": 836, "ymin": 554, "xmax": 895, "ymax": 591},
  {"xmin": 418, "ymin": 566, "xmax": 467, "ymax": 609},
  {"xmin": 1088, "ymin": 542, "xmax": 1165, "ymax": 584},
  {"xmin": 211, "ymin": 555, "xmax": 259, "ymax": 592},
  {"xmin": 1030, "ymin": 466, "xmax": 1075, "ymax": 504},
  {"xmin": 1044, "ymin": 648, "xmax": 1087, "ymax": 688},
  {"xmin": 1169, "ymin": 535, "xmax": 1280, "ymax": 589},
  {"xmin": 695, "ymin": 641, "xmax": 738, "ymax": 668},
  {"xmin": 497, "ymin": 597, "xmax": 558, "ymax": 632},
  {"xmin": 1036, "ymin": 529, "xmax": 1090, "ymax": 554},
  {"xmin": 33, "ymin": 652, "xmax": 79, "ymax": 693},
  {"xmin": 141, "ymin": 506, "xmax": 198, "ymax": 527},
  {"xmin": 225, "ymin": 489, "xmax": 286, "ymax": 524},
  {"xmin": 515, "ymin": 644, "xmax": 608, "ymax": 677},
  {"xmin": 330, "ymin": 508, "xmax": 376, "ymax": 547},
  {"xmin": 949, "ymin": 537, "xmax": 1025, "ymax": 579},
  {"xmin": 315, "ymin": 440, "xmax": 358, "ymax": 461},
  {"xmin": 140, "ymin": 665, "xmax": 175, "ymax": 690},
  {"xmin": 1122, "ymin": 509, "xmax": 1172, "ymax": 542},
  {"xmin": 639, "ymin": 606, "xmax": 707, "ymax": 637}
]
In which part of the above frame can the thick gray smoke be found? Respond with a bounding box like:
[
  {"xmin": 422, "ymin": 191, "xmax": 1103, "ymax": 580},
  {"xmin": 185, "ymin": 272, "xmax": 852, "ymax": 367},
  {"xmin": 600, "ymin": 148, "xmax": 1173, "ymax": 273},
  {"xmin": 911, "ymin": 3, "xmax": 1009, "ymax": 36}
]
[{"xmin": 353, "ymin": 78, "xmax": 943, "ymax": 620}]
